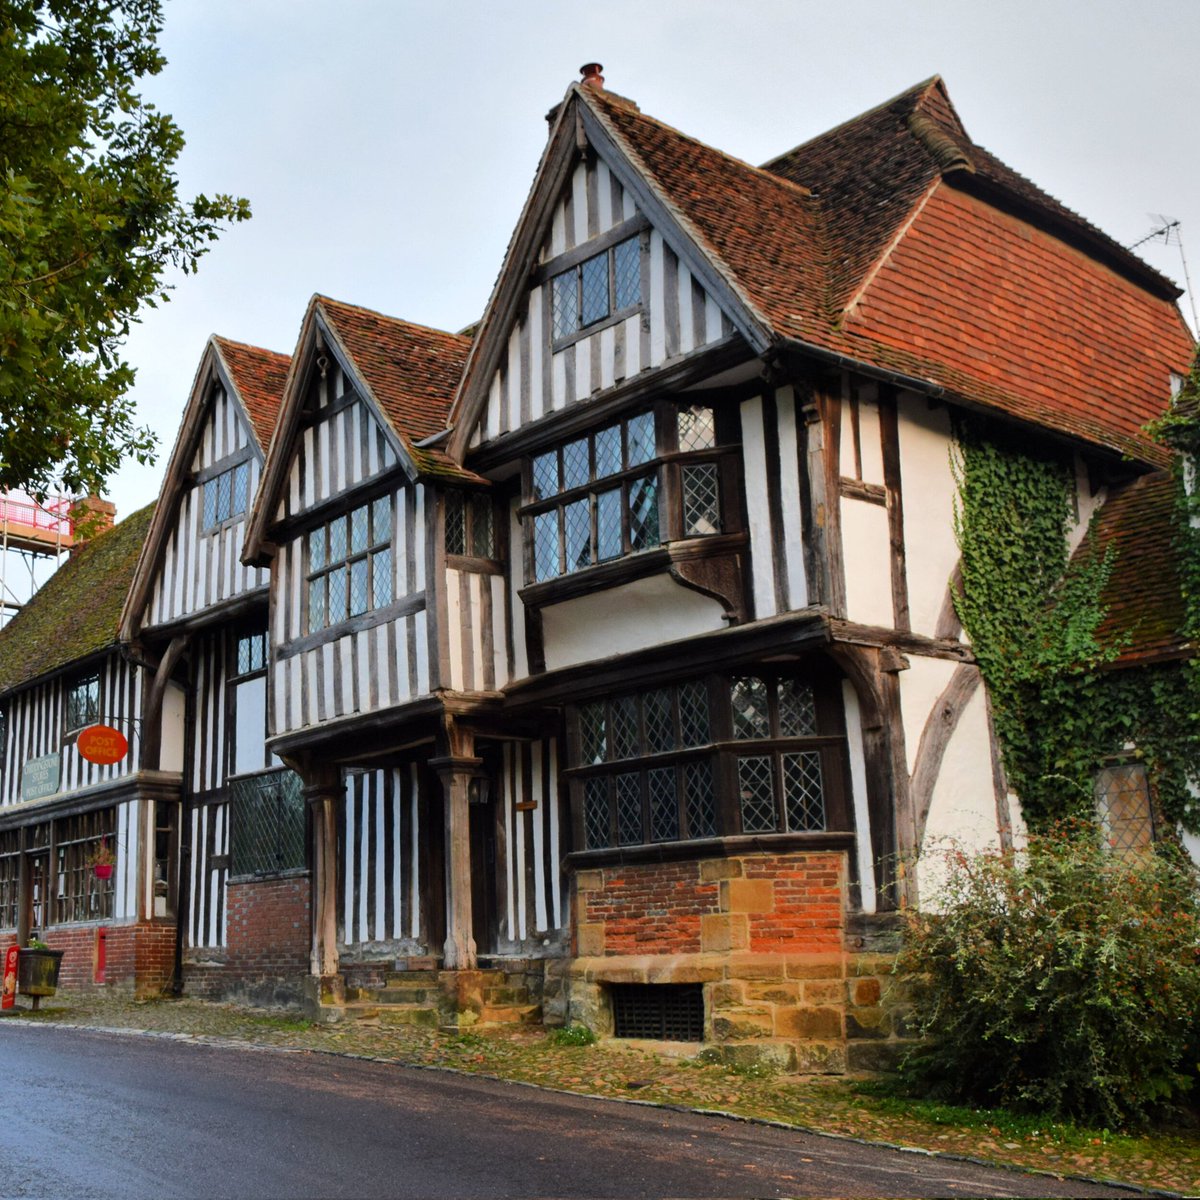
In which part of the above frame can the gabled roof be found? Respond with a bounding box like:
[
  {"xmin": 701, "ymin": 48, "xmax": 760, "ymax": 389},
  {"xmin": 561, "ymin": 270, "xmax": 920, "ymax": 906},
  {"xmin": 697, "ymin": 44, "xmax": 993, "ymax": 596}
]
[
  {"xmin": 1089, "ymin": 471, "xmax": 1190, "ymax": 664},
  {"xmin": 119, "ymin": 336, "xmax": 290, "ymax": 641},
  {"xmin": 243, "ymin": 296, "xmax": 474, "ymax": 563},
  {"xmin": 0, "ymin": 504, "xmax": 154, "ymax": 696},
  {"xmin": 453, "ymin": 76, "xmax": 1194, "ymax": 468}
]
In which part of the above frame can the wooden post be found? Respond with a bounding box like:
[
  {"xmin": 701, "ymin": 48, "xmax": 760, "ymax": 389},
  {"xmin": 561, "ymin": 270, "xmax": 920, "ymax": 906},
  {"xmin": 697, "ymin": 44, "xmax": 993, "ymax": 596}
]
[
  {"xmin": 430, "ymin": 748, "xmax": 481, "ymax": 971},
  {"xmin": 303, "ymin": 767, "xmax": 341, "ymax": 981}
]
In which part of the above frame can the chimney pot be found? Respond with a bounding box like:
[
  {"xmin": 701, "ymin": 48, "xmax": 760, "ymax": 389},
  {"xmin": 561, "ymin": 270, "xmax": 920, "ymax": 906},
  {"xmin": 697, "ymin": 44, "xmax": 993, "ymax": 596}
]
[{"xmin": 580, "ymin": 63, "xmax": 604, "ymax": 90}]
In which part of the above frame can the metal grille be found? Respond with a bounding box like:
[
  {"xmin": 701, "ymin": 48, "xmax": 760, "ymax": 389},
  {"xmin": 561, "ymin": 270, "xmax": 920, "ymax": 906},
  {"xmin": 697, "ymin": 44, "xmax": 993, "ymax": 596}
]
[
  {"xmin": 580, "ymin": 703, "xmax": 607, "ymax": 764},
  {"xmin": 580, "ymin": 253, "xmax": 610, "ymax": 326},
  {"xmin": 612, "ymin": 237, "xmax": 641, "ymax": 310},
  {"xmin": 682, "ymin": 464, "xmax": 720, "ymax": 536},
  {"xmin": 1096, "ymin": 764, "xmax": 1155, "ymax": 857},
  {"xmin": 644, "ymin": 689, "xmax": 675, "ymax": 754},
  {"xmin": 783, "ymin": 752, "xmax": 825, "ymax": 832},
  {"xmin": 532, "ymin": 451, "xmax": 560, "ymax": 500},
  {"xmin": 562, "ymin": 437, "xmax": 590, "ymax": 490},
  {"xmin": 731, "ymin": 677, "xmax": 770, "ymax": 739},
  {"xmin": 684, "ymin": 759, "xmax": 717, "ymax": 838},
  {"xmin": 551, "ymin": 270, "xmax": 578, "ymax": 338},
  {"xmin": 230, "ymin": 770, "xmax": 306, "ymax": 877},
  {"xmin": 648, "ymin": 767, "xmax": 679, "ymax": 842},
  {"xmin": 628, "ymin": 474, "xmax": 659, "ymax": 550},
  {"xmin": 778, "ymin": 679, "xmax": 818, "ymax": 737},
  {"xmin": 677, "ymin": 405, "xmax": 716, "ymax": 452},
  {"xmin": 738, "ymin": 755, "xmax": 777, "ymax": 833},
  {"xmin": 679, "ymin": 681, "xmax": 710, "ymax": 746},
  {"xmin": 615, "ymin": 773, "xmax": 642, "ymax": 845},
  {"xmin": 584, "ymin": 778, "xmax": 610, "ymax": 850},
  {"xmin": 612, "ymin": 984, "xmax": 704, "ymax": 1041}
]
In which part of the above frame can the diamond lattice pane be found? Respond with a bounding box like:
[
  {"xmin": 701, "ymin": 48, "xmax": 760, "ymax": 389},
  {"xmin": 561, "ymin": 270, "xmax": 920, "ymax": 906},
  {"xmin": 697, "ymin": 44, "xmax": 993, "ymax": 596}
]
[
  {"xmin": 595, "ymin": 424, "xmax": 622, "ymax": 479},
  {"xmin": 349, "ymin": 558, "xmax": 369, "ymax": 616},
  {"xmin": 562, "ymin": 438, "xmax": 590, "ymax": 491},
  {"xmin": 580, "ymin": 253, "xmax": 610, "ymax": 327},
  {"xmin": 778, "ymin": 679, "xmax": 818, "ymax": 737},
  {"xmin": 552, "ymin": 270, "xmax": 578, "ymax": 339},
  {"xmin": 470, "ymin": 496, "xmax": 494, "ymax": 558},
  {"xmin": 682, "ymin": 464, "xmax": 720, "ymax": 536},
  {"xmin": 533, "ymin": 512, "xmax": 559, "ymax": 581},
  {"xmin": 1096, "ymin": 765, "xmax": 1155, "ymax": 857},
  {"xmin": 627, "ymin": 412, "xmax": 655, "ymax": 466},
  {"xmin": 731, "ymin": 677, "xmax": 770, "ymax": 740},
  {"xmin": 329, "ymin": 516, "xmax": 348, "ymax": 563},
  {"xmin": 532, "ymin": 452, "xmax": 559, "ymax": 500},
  {"xmin": 610, "ymin": 696, "xmax": 639, "ymax": 760},
  {"xmin": 615, "ymin": 772, "xmax": 643, "ymax": 845},
  {"xmin": 327, "ymin": 565, "xmax": 348, "ymax": 625},
  {"xmin": 679, "ymin": 681, "xmax": 711, "ymax": 746},
  {"xmin": 372, "ymin": 496, "xmax": 392, "ymax": 545},
  {"xmin": 564, "ymin": 499, "xmax": 592, "ymax": 572},
  {"xmin": 643, "ymin": 689, "xmax": 675, "ymax": 754},
  {"xmin": 596, "ymin": 489, "xmax": 622, "ymax": 561},
  {"xmin": 628, "ymin": 475, "xmax": 660, "ymax": 551},
  {"xmin": 783, "ymin": 752, "xmax": 825, "ymax": 832},
  {"xmin": 584, "ymin": 778, "xmax": 610, "ymax": 849},
  {"xmin": 203, "ymin": 480, "xmax": 218, "ymax": 528},
  {"xmin": 677, "ymin": 405, "xmax": 716, "ymax": 452},
  {"xmin": 684, "ymin": 759, "xmax": 717, "ymax": 838},
  {"xmin": 372, "ymin": 548, "xmax": 393, "ymax": 608},
  {"xmin": 648, "ymin": 767, "xmax": 679, "ymax": 842},
  {"xmin": 444, "ymin": 492, "xmax": 466, "ymax": 555},
  {"xmin": 350, "ymin": 505, "xmax": 370, "ymax": 555},
  {"xmin": 613, "ymin": 237, "xmax": 640, "ymax": 310},
  {"xmin": 580, "ymin": 702, "xmax": 607, "ymax": 764},
  {"xmin": 233, "ymin": 463, "xmax": 250, "ymax": 515},
  {"xmin": 217, "ymin": 471, "xmax": 232, "ymax": 521},
  {"xmin": 738, "ymin": 756, "xmax": 777, "ymax": 833},
  {"xmin": 309, "ymin": 528, "xmax": 326, "ymax": 572},
  {"xmin": 308, "ymin": 578, "xmax": 326, "ymax": 633},
  {"xmin": 237, "ymin": 636, "xmax": 252, "ymax": 677}
]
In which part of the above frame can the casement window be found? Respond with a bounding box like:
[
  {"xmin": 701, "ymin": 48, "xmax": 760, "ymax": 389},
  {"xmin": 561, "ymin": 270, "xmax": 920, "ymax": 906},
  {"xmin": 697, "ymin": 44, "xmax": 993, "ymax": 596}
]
[
  {"xmin": 0, "ymin": 829, "xmax": 18, "ymax": 929},
  {"xmin": 65, "ymin": 674, "xmax": 101, "ymax": 734},
  {"xmin": 202, "ymin": 460, "xmax": 251, "ymax": 530},
  {"xmin": 306, "ymin": 496, "xmax": 393, "ymax": 633},
  {"xmin": 551, "ymin": 235, "xmax": 641, "ymax": 342},
  {"xmin": 1095, "ymin": 763, "xmax": 1156, "ymax": 859},
  {"xmin": 51, "ymin": 808, "xmax": 116, "ymax": 924},
  {"xmin": 522, "ymin": 403, "xmax": 733, "ymax": 584},
  {"xmin": 230, "ymin": 769, "xmax": 306, "ymax": 878},
  {"xmin": 570, "ymin": 671, "xmax": 845, "ymax": 851},
  {"xmin": 445, "ymin": 490, "xmax": 496, "ymax": 559},
  {"xmin": 229, "ymin": 630, "xmax": 271, "ymax": 778}
]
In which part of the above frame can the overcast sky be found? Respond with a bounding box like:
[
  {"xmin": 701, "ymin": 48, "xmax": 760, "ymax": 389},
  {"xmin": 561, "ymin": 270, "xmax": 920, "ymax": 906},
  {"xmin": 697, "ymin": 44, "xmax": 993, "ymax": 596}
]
[{"xmin": 80, "ymin": 0, "xmax": 1200, "ymax": 519}]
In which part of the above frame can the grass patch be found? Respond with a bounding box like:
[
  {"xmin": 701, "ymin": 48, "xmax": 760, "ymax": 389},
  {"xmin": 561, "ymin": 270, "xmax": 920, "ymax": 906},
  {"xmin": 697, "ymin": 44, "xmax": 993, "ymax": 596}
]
[{"xmin": 546, "ymin": 1024, "xmax": 596, "ymax": 1047}]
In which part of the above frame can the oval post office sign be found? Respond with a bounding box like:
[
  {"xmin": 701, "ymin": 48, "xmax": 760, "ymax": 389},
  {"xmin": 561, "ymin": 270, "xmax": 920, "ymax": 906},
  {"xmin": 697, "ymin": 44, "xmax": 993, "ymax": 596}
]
[{"xmin": 77, "ymin": 725, "xmax": 129, "ymax": 766}]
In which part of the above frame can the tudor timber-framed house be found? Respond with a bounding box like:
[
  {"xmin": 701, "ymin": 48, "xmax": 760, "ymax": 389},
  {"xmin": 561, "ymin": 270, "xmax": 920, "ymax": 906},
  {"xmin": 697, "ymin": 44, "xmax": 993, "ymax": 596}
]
[{"xmin": 2, "ymin": 69, "xmax": 1194, "ymax": 1067}]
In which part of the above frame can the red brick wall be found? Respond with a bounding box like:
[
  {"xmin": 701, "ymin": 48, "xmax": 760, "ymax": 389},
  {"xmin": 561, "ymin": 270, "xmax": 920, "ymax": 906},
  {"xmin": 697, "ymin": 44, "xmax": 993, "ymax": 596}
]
[
  {"xmin": 744, "ymin": 854, "xmax": 844, "ymax": 953},
  {"xmin": 581, "ymin": 861, "xmax": 720, "ymax": 955},
  {"xmin": 2, "ymin": 922, "xmax": 175, "ymax": 997}
]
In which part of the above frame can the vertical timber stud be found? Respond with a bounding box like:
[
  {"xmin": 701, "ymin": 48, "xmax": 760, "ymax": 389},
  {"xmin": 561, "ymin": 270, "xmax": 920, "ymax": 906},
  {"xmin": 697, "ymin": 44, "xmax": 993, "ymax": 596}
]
[
  {"xmin": 431, "ymin": 718, "xmax": 480, "ymax": 970},
  {"xmin": 303, "ymin": 765, "xmax": 342, "ymax": 995}
]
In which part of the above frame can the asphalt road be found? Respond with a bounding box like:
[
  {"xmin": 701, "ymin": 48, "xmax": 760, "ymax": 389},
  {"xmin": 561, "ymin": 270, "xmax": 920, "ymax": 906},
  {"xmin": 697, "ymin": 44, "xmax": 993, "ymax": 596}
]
[{"xmin": 0, "ymin": 1025, "xmax": 1143, "ymax": 1199}]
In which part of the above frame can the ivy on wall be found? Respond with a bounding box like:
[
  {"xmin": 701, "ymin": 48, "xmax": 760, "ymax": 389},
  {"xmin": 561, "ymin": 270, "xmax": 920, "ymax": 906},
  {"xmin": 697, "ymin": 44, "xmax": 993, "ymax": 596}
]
[{"xmin": 952, "ymin": 404, "xmax": 1200, "ymax": 834}]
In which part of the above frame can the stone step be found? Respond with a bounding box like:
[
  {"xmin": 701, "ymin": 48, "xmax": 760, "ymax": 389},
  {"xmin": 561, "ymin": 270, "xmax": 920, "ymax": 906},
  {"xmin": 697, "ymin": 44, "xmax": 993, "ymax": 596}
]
[
  {"xmin": 476, "ymin": 1003, "xmax": 541, "ymax": 1026},
  {"xmin": 483, "ymin": 985, "xmax": 529, "ymax": 1006},
  {"xmin": 375, "ymin": 986, "xmax": 439, "ymax": 1005}
]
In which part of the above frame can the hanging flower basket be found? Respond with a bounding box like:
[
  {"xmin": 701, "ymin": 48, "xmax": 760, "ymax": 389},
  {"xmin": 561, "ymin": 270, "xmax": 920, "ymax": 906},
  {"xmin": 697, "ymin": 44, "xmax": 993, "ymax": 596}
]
[
  {"xmin": 93, "ymin": 863, "xmax": 114, "ymax": 880},
  {"xmin": 87, "ymin": 838, "xmax": 116, "ymax": 881}
]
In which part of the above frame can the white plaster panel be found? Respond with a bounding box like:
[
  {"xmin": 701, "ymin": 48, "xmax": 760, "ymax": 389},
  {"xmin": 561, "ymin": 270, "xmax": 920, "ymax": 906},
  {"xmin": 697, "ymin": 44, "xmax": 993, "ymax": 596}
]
[
  {"xmin": 159, "ymin": 682, "xmax": 187, "ymax": 774},
  {"xmin": 858, "ymin": 396, "xmax": 885, "ymax": 486},
  {"xmin": 541, "ymin": 574, "xmax": 727, "ymax": 672},
  {"xmin": 897, "ymin": 655, "xmax": 959, "ymax": 776},
  {"xmin": 896, "ymin": 401, "xmax": 960, "ymax": 638},
  {"xmin": 841, "ymin": 498, "xmax": 893, "ymax": 628}
]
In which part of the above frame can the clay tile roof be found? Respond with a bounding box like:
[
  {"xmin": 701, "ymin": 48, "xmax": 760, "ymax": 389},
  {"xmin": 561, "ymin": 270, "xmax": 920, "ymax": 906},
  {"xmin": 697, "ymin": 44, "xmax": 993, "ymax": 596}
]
[
  {"xmin": 213, "ymin": 337, "xmax": 291, "ymax": 450},
  {"xmin": 0, "ymin": 503, "xmax": 154, "ymax": 696},
  {"xmin": 1088, "ymin": 472, "xmax": 1189, "ymax": 663},
  {"xmin": 317, "ymin": 297, "xmax": 478, "ymax": 480}
]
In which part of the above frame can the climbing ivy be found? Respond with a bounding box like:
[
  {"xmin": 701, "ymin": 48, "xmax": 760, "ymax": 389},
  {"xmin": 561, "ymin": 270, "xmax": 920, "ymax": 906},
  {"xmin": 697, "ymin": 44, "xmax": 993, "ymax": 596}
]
[{"xmin": 952, "ymin": 406, "xmax": 1200, "ymax": 834}]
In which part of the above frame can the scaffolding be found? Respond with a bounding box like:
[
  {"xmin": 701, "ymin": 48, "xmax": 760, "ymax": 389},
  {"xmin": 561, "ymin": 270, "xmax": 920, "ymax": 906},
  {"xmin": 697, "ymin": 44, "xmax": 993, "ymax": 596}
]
[{"xmin": 0, "ymin": 492, "xmax": 74, "ymax": 628}]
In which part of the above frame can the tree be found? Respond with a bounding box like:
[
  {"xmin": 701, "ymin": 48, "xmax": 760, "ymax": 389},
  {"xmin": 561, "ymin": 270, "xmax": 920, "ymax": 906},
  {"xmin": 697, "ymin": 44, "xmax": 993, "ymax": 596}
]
[{"xmin": 0, "ymin": 0, "xmax": 250, "ymax": 498}]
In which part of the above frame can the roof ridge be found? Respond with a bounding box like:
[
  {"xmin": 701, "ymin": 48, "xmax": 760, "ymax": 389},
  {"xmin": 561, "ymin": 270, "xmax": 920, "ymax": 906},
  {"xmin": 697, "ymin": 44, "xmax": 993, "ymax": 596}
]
[
  {"xmin": 212, "ymin": 334, "xmax": 291, "ymax": 361},
  {"xmin": 315, "ymin": 294, "xmax": 473, "ymax": 346}
]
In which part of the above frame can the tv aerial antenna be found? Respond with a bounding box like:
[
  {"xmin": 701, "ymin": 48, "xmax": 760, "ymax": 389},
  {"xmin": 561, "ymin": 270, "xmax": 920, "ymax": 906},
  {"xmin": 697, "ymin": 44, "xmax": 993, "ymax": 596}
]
[{"xmin": 1130, "ymin": 216, "xmax": 1198, "ymax": 335}]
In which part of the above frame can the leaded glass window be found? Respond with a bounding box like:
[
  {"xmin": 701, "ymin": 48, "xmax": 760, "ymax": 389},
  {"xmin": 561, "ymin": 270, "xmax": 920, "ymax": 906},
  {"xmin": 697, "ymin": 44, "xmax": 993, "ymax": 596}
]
[
  {"xmin": 444, "ymin": 491, "xmax": 496, "ymax": 560},
  {"xmin": 306, "ymin": 495, "xmax": 393, "ymax": 633},
  {"xmin": 66, "ymin": 675, "xmax": 100, "ymax": 733},
  {"xmin": 550, "ymin": 235, "xmax": 642, "ymax": 340},
  {"xmin": 203, "ymin": 460, "xmax": 251, "ymax": 530}
]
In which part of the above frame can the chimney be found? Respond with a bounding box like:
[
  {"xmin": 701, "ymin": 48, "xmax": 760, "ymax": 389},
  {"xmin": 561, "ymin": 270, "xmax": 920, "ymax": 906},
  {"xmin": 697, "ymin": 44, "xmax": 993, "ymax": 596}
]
[
  {"xmin": 580, "ymin": 62, "xmax": 604, "ymax": 90},
  {"xmin": 69, "ymin": 494, "xmax": 116, "ymax": 555}
]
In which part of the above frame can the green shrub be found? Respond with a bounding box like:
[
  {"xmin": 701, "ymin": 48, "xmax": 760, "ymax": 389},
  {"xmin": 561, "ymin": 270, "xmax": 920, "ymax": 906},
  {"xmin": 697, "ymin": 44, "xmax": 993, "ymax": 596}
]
[
  {"xmin": 897, "ymin": 824, "xmax": 1200, "ymax": 1127},
  {"xmin": 547, "ymin": 1023, "xmax": 596, "ymax": 1047}
]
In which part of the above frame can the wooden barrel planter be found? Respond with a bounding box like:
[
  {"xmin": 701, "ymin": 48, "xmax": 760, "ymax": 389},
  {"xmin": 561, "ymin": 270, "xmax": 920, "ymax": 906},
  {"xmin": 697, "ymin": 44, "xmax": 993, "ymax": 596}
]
[{"xmin": 18, "ymin": 949, "xmax": 64, "ymax": 1011}]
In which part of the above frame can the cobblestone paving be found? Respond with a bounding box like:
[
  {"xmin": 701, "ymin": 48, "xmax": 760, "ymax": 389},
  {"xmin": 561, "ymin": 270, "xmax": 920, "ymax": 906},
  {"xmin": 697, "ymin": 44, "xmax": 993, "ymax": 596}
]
[{"xmin": 4, "ymin": 993, "xmax": 1197, "ymax": 1196}]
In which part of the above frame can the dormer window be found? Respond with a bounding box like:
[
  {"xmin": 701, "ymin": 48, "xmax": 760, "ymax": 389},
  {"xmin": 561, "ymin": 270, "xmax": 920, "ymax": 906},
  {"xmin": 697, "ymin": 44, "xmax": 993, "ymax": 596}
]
[
  {"xmin": 66, "ymin": 674, "xmax": 101, "ymax": 734},
  {"xmin": 551, "ymin": 236, "xmax": 641, "ymax": 342},
  {"xmin": 202, "ymin": 460, "xmax": 251, "ymax": 530}
]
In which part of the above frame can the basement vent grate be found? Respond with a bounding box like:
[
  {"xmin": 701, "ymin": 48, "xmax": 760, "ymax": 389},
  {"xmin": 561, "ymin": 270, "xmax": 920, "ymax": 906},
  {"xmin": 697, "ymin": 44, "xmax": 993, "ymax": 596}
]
[{"xmin": 610, "ymin": 983, "xmax": 704, "ymax": 1041}]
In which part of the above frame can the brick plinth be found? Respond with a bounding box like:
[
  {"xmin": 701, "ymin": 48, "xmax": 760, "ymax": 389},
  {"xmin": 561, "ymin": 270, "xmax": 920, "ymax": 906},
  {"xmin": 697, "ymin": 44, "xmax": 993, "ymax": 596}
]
[
  {"xmin": 568, "ymin": 850, "xmax": 913, "ymax": 1073},
  {"xmin": 185, "ymin": 875, "xmax": 311, "ymax": 1006}
]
